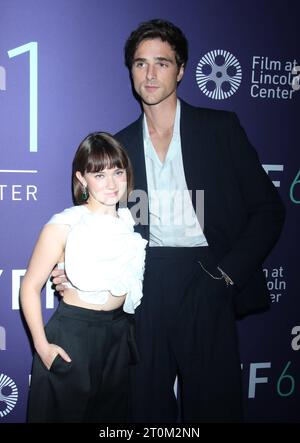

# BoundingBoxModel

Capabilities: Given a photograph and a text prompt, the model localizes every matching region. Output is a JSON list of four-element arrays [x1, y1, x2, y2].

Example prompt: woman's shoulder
[[46, 205, 88, 227], [118, 208, 148, 248], [117, 207, 135, 228]]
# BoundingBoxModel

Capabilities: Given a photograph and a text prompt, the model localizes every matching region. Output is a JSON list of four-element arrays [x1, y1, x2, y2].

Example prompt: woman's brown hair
[[72, 132, 133, 205]]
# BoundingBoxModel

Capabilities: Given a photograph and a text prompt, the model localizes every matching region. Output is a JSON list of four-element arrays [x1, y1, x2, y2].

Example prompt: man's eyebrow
[[133, 57, 147, 63], [154, 56, 174, 63], [132, 56, 174, 63]]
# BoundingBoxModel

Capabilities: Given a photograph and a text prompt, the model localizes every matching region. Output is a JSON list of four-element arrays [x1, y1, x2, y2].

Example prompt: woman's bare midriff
[[63, 288, 126, 311]]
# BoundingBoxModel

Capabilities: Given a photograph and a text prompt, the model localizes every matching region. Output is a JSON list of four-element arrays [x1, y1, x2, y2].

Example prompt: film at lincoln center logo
[[196, 49, 242, 99]]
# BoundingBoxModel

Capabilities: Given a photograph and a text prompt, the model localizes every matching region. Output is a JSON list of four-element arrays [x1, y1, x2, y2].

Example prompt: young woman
[[20, 132, 147, 423]]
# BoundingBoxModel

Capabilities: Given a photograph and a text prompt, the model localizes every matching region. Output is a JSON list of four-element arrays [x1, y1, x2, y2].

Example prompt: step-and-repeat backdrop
[[0, 0, 299, 423]]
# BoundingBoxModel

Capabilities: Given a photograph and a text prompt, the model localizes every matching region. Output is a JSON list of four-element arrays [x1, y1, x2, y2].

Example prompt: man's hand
[[51, 267, 68, 295]]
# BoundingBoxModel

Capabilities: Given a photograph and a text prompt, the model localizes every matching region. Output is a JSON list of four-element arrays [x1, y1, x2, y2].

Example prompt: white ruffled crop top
[[47, 205, 148, 313]]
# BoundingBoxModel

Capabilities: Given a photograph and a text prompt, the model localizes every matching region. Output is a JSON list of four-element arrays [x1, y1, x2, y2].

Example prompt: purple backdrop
[[0, 0, 299, 423]]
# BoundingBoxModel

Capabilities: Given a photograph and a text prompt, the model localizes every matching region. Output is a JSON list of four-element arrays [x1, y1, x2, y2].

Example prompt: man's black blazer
[[116, 99, 285, 318]]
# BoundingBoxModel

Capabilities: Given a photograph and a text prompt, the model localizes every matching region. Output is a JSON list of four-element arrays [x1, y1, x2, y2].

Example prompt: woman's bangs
[[86, 151, 125, 173]]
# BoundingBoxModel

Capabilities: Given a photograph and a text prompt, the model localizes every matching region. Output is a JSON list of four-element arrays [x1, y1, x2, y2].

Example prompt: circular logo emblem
[[0, 373, 18, 418], [196, 49, 242, 99]]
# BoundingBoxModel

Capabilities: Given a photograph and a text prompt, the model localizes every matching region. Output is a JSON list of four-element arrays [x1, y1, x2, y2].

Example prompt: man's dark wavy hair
[[124, 19, 188, 70]]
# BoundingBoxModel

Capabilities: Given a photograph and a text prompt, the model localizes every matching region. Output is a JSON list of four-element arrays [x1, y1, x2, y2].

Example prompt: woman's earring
[[82, 186, 88, 201]]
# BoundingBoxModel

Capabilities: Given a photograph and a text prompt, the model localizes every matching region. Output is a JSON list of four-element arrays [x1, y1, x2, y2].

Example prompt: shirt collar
[[143, 99, 181, 163]]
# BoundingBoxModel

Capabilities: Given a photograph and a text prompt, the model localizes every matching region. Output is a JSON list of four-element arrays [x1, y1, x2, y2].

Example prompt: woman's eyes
[[94, 169, 125, 179]]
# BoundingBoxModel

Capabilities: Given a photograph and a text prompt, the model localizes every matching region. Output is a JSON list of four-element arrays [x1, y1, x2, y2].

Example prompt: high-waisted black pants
[[130, 246, 243, 423], [27, 301, 136, 423]]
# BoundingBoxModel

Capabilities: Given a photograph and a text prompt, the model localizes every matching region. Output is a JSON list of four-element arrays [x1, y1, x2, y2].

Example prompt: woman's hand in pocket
[[36, 342, 71, 370]]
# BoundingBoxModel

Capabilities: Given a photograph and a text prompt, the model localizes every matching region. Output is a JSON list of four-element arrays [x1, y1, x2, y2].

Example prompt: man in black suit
[[115, 19, 285, 423], [53, 19, 284, 422]]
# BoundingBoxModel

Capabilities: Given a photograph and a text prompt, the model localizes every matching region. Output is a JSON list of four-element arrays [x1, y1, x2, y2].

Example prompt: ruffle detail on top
[[64, 207, 147, 313]]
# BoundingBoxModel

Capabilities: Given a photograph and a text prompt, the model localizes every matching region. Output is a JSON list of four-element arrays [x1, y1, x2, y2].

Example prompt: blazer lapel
[[180, 100, 205, 200], [129, 116, 148, 195], [179, 99, 216, 236], [126, 116, 150, 240]]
